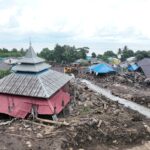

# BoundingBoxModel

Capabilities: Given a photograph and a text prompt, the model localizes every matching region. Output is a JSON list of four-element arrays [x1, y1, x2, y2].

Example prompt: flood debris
[[0, 79, 149, 150], [0, 118, 16, 126], [36, 117, 69, 126], [77, 71, 150, 108], [64, 80, 150, 149]]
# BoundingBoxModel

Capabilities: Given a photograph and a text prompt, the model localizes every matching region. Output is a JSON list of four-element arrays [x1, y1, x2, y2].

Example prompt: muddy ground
[[0, 79, 150, 150]]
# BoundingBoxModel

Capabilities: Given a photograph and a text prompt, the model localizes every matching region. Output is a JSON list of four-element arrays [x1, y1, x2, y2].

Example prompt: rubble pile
[[63, 80, 150, 149], [77, 72, 150, 108], [77, 72, 146, 89], [0, 119, 65, 150], [111, 84, 150, 108]]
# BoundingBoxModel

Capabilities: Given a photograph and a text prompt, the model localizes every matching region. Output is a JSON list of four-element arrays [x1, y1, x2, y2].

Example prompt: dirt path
[[81, 79, 150, 118]]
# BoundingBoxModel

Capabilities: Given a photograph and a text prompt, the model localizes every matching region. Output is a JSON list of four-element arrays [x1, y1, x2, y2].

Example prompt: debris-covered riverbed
[[0, 79, 149, 150]]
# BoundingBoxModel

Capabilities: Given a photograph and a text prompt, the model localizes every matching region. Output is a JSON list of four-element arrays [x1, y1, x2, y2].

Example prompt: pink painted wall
[[0, 88, 70, 118]]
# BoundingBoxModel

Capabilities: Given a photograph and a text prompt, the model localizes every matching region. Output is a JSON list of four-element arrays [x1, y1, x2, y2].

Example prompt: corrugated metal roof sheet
[[137, 58, 150, 78], [0, 70, 72, 98], [15, 44, 49, 72], [25, 45, 37, 58]]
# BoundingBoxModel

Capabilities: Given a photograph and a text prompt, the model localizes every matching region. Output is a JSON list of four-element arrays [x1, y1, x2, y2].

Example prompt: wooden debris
[[0, 118, 16, 126], [103, 103, 107, 110], [97, 120, 103, 128], [6, 133, 33, 139], [23, 119, 52, 128], [36, 117, 69, 126]]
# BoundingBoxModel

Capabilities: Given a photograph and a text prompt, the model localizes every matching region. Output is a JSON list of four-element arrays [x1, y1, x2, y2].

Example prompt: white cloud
[[0, 0, 150, 53]]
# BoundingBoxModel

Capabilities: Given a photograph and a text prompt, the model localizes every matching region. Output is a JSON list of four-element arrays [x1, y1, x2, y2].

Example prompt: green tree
[[121, 46, 134, 61], [103, 50, 117, 58], [135, 50, 150, 61], [53, 44, 65, 63], [62, 45, 77, 63], [91, 52, 96, 58], [20, 48, 26, 56], [0, 48, 24, 57], [12, 48, 18, 52], [39, 48, 54, 61], [118, 48, 122, 55], [77, 47, 89, 59], [97, 54, 103, 59], [2, 48, 8, 52]]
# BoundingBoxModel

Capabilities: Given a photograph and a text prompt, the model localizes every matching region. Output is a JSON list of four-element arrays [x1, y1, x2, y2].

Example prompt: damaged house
[[137, 58, 150, 78], [0, 44, 72, 118]]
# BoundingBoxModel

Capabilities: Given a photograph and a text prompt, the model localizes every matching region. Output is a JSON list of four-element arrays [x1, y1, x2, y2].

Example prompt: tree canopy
[[0, 48, 26, 57], [39, 44, 89, 63], [103, 50, 117, 58], [96, 46, 150, 62], [1, 44, 150, 64], [91, 52, 96, 58], [135, 50, 150, 61], [120, 46, 134, 61]]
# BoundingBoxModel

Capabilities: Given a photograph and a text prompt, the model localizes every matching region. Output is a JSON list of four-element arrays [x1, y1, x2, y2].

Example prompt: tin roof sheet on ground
[[0, 70, 72, 98]]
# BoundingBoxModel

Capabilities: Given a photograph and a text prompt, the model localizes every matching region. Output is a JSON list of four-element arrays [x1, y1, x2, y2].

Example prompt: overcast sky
[[0, 0, 150, 54]]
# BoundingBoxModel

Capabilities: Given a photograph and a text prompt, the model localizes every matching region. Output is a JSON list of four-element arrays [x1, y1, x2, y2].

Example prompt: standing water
[[82, 79, 150, 118]]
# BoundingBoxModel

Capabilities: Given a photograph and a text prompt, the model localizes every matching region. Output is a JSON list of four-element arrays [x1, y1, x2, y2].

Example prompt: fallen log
[[23, 120, 52, 128], [5, 133, 33, 139], [0, 118, 16, 126], [36, 117, 69, 126]]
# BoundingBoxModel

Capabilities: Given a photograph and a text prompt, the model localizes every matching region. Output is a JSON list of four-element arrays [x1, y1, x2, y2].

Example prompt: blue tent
[[128, 64, 139, 71], [89, 64, 99, 70], [89, 63, 115, 74]]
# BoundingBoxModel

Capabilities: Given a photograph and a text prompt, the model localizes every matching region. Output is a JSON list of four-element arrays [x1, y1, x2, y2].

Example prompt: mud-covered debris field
[[0, 79, 150, 150]]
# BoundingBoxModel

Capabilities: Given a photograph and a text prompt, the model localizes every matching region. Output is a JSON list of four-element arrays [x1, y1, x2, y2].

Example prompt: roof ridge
[[37, 75, 49, 98]]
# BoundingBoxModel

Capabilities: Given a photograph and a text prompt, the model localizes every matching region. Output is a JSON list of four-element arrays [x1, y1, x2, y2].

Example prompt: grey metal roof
[[12, 63, 51, 72], [0, 70, 72, 98], [25, 45, 37, 58], [137, 58, 150, 78], [14, 44, 50, 72], [19, 45, 44, 64], [19, 57, 44, 64]]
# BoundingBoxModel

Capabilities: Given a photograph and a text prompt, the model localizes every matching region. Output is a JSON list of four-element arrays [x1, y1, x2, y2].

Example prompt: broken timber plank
[[36, 117, 69, 126]]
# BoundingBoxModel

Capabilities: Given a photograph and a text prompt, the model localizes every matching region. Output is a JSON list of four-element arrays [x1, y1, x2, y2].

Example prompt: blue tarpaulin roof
[[128, 64, 139, 71], [89, 63, 115, 74]]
